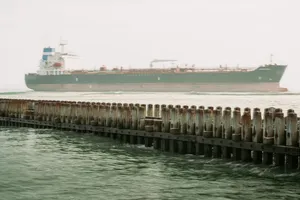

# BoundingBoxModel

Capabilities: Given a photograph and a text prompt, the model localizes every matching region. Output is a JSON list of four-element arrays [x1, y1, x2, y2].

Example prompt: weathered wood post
[[286, 111, 298, 169], [232, 107, 241, 161], [263, 108, 274, 165], [241, 107, 252, 162]]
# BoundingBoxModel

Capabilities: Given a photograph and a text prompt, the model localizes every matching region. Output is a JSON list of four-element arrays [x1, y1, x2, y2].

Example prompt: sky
[[0, 0, 299, 91]]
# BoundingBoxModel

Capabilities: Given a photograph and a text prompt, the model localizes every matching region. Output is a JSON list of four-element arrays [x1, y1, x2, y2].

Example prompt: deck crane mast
[[149, 59, 177, 68]]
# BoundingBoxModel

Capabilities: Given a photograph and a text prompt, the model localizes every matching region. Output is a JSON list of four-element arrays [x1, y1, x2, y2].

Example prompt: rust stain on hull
[[26, 83, 288, 92]]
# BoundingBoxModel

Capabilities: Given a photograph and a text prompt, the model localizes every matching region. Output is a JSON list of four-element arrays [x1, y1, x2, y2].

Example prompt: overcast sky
[[1, 0, 299, 91]]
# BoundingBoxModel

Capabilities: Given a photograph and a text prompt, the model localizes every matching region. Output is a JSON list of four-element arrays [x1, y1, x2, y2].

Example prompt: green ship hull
[[25, 64, 288, 92]]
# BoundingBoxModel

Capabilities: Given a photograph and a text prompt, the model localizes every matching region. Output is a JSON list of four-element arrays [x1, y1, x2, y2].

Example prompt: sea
[[1, 91, 300, 200]]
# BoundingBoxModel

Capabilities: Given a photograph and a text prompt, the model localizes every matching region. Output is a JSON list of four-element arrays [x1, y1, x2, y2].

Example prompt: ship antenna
[[270, 54, 273, 64]]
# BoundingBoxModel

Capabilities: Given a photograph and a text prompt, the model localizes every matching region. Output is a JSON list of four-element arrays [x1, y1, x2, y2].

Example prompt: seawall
[[0, 98, 299, 170]]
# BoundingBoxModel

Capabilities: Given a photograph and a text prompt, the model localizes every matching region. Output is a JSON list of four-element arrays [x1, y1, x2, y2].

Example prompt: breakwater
[[1, 98, 299, 170]]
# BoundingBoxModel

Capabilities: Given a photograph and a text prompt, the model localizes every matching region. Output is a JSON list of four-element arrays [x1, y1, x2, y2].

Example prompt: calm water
[[1, 92, 300, 200]]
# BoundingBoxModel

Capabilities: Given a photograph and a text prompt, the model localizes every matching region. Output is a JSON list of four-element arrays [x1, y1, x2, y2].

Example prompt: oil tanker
[[25, 42, 288, 92]]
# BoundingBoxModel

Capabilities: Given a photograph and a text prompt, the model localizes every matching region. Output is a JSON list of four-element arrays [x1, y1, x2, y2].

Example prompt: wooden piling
[[0, 98, 300, 171]]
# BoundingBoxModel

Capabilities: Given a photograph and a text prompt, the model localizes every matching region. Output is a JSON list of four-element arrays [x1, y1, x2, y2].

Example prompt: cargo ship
[[25, 42, 288, 92]]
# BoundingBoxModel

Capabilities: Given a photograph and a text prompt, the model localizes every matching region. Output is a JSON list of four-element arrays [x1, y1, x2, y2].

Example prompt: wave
[[0, 90, 32, 95]]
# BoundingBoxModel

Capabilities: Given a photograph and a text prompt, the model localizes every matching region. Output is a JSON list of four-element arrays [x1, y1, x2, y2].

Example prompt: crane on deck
[[149, 59, 177, 68]]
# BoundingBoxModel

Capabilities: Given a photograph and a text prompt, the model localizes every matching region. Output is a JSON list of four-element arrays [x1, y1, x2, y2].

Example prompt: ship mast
[[59, 39, 68, 55], [270, 54, 273, 64], [58, 39, 78, 58]]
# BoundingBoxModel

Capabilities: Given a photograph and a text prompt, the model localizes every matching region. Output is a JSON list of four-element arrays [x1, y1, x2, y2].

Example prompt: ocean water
[[1, 91, 300, 200]]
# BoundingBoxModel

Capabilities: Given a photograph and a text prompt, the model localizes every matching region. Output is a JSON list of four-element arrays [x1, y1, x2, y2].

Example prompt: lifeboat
[[53, 62, 62, 67]]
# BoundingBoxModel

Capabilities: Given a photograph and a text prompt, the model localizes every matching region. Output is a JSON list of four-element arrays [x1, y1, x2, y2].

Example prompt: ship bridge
[[37, 40, 77, 76]]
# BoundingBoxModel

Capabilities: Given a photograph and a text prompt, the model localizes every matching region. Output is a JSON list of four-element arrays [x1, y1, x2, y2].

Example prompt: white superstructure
[[37, 41, 76, 75]]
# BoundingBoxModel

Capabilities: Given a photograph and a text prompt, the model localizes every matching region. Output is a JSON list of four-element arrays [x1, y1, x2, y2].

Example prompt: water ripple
[[0, 128, 300, 200]]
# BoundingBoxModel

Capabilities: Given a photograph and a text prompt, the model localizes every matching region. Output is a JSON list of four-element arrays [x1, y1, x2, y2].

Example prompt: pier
[[1, 98, 300, 170]]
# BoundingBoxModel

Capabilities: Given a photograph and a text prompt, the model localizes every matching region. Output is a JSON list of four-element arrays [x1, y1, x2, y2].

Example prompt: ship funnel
[[42, 47, 55, 61]]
